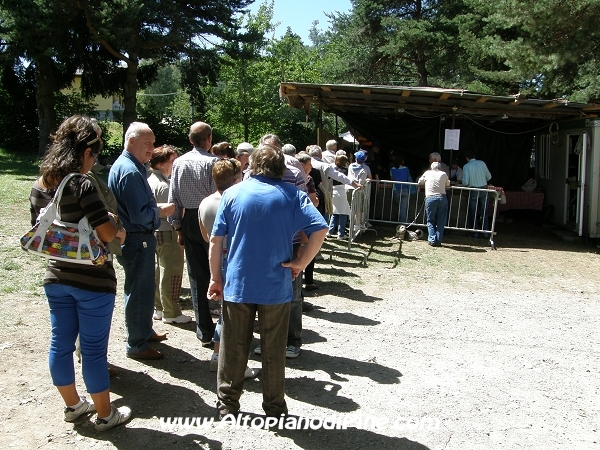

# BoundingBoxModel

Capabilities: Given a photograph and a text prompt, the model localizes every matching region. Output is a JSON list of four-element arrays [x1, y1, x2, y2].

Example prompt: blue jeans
[[45, 283, 114, 394], [117, 232, 157, 355], [392, 188, 410, 223], [425, 196, 448, 245], [467, 189, 490, 232], [328, 214, 348, 237]]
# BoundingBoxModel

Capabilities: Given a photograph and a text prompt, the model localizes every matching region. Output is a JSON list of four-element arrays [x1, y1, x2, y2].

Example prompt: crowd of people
[[30, 115, 493, 429]]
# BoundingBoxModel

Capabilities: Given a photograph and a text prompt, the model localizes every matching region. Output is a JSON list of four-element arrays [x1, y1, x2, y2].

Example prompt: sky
[[248, 0, 353, 44]]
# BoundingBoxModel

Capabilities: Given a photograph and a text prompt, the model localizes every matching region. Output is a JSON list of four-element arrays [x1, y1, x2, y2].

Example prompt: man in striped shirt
[[168, 122, 218, 345]]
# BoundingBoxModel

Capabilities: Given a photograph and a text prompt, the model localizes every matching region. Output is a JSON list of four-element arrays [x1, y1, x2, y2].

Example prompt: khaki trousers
[[154, 230, 184, 318]]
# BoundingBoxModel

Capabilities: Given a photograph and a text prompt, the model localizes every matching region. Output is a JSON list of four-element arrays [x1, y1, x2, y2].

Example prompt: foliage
[[0, 62, 38, 151], [71, 0, 255, 135]]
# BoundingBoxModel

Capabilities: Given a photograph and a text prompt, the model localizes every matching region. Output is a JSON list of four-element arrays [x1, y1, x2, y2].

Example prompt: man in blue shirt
[[462, 151, 492, 237], [208, 142, 328, 419], [109, 122, 174, 359]]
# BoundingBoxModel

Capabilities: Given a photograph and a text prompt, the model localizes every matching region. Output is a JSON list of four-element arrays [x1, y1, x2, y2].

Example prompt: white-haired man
[[322, 139, 338, 164], [109, 122, 175, 359], [429, 152, 450, 177], [309, 145, 361, 222]]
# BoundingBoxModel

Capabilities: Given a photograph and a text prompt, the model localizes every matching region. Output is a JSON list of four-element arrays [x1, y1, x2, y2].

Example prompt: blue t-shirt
[[212, 176, 327, 304], [390, 167, 414, 191]]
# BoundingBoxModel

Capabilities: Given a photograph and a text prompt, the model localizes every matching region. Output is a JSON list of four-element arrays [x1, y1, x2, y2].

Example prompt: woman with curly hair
[[29, 115, 130, 431]]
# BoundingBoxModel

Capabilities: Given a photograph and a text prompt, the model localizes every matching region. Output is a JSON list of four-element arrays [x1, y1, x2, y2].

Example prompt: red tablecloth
[[498, 191, 544, 212]]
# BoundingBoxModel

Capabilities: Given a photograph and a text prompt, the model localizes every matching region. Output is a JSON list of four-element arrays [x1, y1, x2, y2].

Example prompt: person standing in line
[[208, 143, 328, 419], [418, 162, 450, 247], [322, 139, 338, 164], [428, 152, 450, 177], [109, 122, 175, 360], [30, 115, 130, 430], [168, 122, 218, 346], [147, 145, 192, 325], [329, 154, 351, 239], [462, 151, 492, 237], [235, 142, 253, 172], [390, 154, 413, 223]]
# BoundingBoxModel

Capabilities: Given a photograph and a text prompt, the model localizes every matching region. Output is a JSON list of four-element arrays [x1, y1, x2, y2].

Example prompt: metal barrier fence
[[329, 183, 376, 264], [369, 180, 499, 249], [328, 180, 499, 264]]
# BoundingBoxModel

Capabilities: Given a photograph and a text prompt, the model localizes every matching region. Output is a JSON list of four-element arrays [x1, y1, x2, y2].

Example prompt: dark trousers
[[288, 244, 303, 348], [304, 258, 315, 285], [182, 209, 215, 342], [217, 301, 290, 416]]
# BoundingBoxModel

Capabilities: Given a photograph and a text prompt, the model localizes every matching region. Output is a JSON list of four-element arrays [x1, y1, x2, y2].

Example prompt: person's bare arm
[[199, 220, 209, 243], [207, 234, 225, 301]]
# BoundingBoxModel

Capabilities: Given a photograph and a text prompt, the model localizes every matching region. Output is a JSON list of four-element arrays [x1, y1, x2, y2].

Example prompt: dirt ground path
[[1, 221, 598, 450]]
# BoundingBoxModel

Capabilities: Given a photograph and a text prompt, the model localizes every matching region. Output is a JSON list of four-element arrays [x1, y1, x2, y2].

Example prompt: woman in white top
[[418, 162, 450, 247]]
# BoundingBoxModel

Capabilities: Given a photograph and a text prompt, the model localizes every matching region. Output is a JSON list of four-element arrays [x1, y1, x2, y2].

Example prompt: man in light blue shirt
[[462, 152, 492, 236]]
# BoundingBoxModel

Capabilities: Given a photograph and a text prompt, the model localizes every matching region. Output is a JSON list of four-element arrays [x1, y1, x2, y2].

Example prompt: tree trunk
[[35, 55, 57, 156], [415, 44, 429, 87], [121, 56, 139, 143]]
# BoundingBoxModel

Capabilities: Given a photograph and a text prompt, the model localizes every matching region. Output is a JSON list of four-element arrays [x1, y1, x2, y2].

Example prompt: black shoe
[[302, 301, 315, 312]]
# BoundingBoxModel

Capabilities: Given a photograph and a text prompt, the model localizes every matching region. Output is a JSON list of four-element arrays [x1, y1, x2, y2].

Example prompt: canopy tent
[[280, 82, 600, 190]]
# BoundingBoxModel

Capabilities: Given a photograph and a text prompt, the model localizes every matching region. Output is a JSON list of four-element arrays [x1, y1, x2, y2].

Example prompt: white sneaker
[[64, 397, 96, 422], [162, 314, 193, 324], [210, 353, 219, 372], [153, 310, 163, 321], [244, 367, 260, 379], [95, 404, 132, 431]]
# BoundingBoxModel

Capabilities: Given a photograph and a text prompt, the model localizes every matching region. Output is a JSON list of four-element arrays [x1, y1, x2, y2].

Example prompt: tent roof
[[280, 82, 600, 123]]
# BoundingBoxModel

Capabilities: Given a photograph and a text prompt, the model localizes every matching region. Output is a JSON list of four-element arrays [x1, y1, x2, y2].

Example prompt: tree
[[317, 0, 468, 87], [72, 0, 254, 140], [0, 0, 92, 154], [468, 0, 600, 101]]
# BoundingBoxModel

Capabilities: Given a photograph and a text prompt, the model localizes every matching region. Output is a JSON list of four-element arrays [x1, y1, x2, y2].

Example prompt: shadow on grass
[[0, 151, 39, 176]]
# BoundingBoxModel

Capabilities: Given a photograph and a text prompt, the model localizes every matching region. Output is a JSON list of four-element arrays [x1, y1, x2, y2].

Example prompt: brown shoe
[[127, 347, 164, 360], [148, 332, 168, 342]]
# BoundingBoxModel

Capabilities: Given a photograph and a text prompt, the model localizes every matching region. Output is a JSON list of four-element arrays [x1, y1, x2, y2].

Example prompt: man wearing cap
[[349, 150, 372, 184]]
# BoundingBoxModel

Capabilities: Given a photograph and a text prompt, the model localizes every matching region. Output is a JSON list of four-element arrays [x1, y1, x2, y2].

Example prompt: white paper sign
[[444, 129, 460, 150]]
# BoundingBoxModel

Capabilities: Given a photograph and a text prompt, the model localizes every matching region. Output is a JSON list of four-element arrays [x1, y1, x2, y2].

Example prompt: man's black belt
[[129, 229, 154, 234]]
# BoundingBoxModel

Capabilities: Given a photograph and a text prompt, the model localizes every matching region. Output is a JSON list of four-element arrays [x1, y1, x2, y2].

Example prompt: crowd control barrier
[[369, 180, 499, 250], [329, 183, 376, 264]]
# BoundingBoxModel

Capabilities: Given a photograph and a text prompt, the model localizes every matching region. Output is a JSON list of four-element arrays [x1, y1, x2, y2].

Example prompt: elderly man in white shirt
[[418, 162, 450, 247], [322, 139, 338, 164], [308, 145, 361, 222]]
